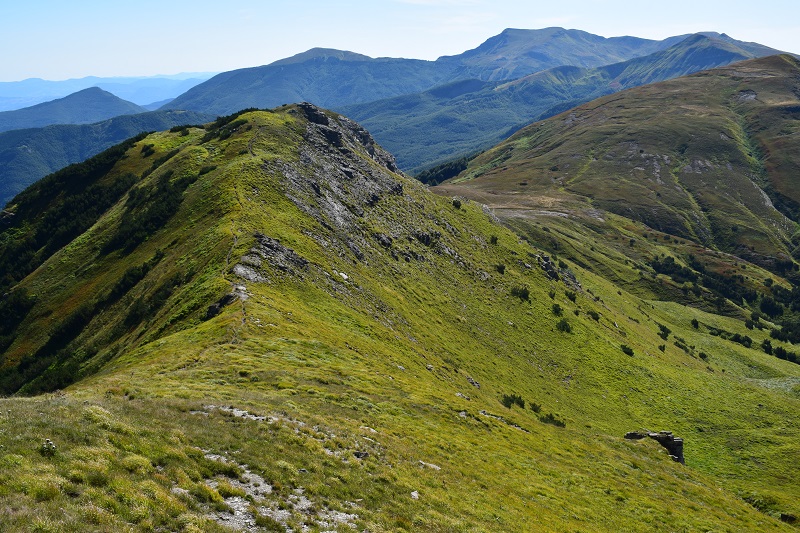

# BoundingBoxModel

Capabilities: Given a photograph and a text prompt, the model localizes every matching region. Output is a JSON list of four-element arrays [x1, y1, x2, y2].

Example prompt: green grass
[[439, 55, 800, 272], [1, 105, 799, 531]]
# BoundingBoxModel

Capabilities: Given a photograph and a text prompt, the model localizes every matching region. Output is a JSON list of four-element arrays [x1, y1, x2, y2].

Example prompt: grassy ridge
[[0, 106, 798, 530]]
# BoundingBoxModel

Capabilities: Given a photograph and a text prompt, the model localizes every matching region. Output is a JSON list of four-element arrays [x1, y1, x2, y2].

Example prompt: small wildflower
[[40, 438, 57, 457]]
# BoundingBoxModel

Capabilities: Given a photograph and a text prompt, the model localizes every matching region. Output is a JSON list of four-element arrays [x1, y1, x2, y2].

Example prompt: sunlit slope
[[0, 105, 798, 531], [442, 54, 800, 272]]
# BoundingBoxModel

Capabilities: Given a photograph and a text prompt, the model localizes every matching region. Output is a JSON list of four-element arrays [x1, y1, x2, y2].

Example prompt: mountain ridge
[[341, 34, 768, 172], [0, 104, 799, 530], [0, 74, 216, 111]]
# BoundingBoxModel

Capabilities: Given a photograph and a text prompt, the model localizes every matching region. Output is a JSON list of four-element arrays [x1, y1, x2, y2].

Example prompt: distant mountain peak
[[270, 48, 374, 66], [0, 87, 145, 134]]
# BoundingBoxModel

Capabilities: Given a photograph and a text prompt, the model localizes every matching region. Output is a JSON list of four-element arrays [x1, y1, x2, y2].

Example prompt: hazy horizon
[[1, 0, 797, 82]]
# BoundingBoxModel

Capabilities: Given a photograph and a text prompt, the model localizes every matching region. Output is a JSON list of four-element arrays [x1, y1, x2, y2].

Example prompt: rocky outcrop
[[205, 285, 248, 320], [233, 234, 309, 283], [625, 431, 685, 464]]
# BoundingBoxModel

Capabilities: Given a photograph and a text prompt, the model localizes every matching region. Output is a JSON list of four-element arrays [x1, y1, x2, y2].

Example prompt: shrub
[[501, 393, 525, 409], [452, 198, 462, 209], [530, 402, 541, 413], [658, 344, 666, 352], [691, 318, 699, 329], [539, 413, 566, 427], [511, 286, 530, 301], [587, 310, 600, 321], [621, 344, 634, 356], [565, 290, 577, 302], [760, 296, 783, 318], [495, 264, 506, 274], [489, 235, 498, 245], [552, 303, 563, 316], [657, 323, 671, 340], [254, 511, 285, 531], [556, 318, 571, 333]]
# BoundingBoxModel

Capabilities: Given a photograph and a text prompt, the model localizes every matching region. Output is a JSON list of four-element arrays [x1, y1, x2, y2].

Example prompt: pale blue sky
[[1, 0, 797, 81]]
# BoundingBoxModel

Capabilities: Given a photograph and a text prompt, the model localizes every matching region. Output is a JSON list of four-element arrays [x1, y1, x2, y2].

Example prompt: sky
[[1, 0, 798, 82]]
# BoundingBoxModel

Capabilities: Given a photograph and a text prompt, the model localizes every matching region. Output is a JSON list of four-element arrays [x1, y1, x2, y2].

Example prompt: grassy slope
[[439, 55, 800, 271], [0, 108, 799, 531]]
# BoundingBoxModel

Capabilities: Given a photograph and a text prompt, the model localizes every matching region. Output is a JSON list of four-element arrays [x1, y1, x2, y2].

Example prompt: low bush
[[510, 286, 530, 301], [539, 412, 566, 427], [501, 393, 525, 409], [621, 344, 634, 356]]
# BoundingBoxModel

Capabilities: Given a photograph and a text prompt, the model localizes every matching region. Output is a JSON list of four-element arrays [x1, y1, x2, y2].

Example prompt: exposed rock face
[[625, 431, 685, 464], [262, 103, 405, 267], [233, 234, 309, 284], [537, 254, 560, 280], [204, 285, 248, 320]]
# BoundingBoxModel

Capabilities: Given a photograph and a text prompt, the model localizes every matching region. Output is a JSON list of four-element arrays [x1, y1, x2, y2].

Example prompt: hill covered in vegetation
[[0, 88, 145, 133], [439, 54, 800, 271], [0, 103, 798, 531], [0, 109, 213, 207]]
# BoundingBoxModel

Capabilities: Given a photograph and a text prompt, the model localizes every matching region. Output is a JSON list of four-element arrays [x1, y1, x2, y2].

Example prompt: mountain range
[[0, 29, 789, 206], [0, 73, 216, 111], [163, 28, 785, 117], [1, 27, 800, 532], [341, 33, 769, 172]]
